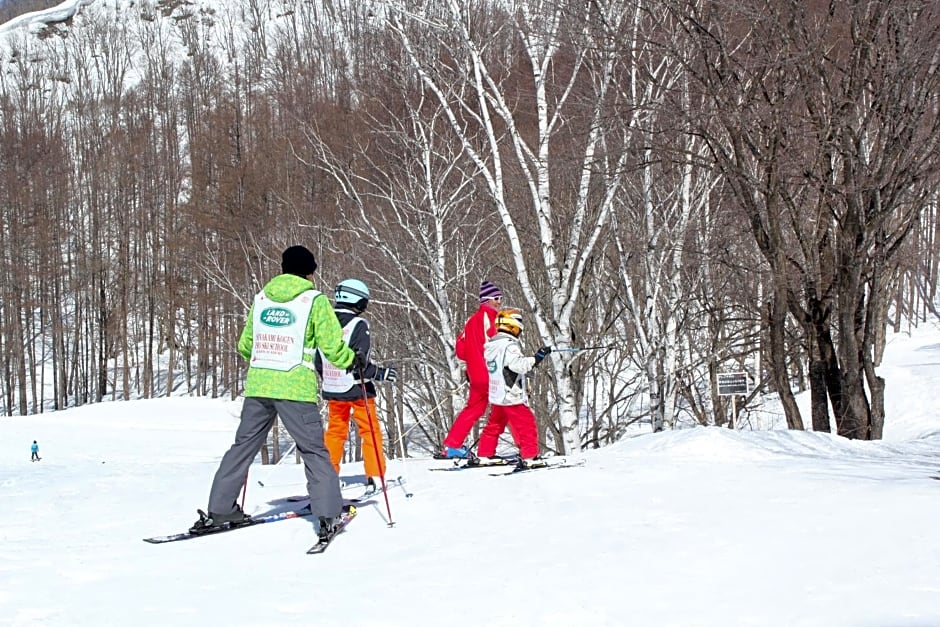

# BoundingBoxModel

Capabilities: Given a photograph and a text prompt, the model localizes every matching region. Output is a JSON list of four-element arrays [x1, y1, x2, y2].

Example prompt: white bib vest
[[486, 336, 527, 405], [249, 289, 320, 371], [320, 317, 364, 393]]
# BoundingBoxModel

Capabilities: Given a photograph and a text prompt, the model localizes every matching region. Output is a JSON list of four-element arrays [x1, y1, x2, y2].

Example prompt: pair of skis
[[430, 456, 585, 475], [144, 504, 358, 554]]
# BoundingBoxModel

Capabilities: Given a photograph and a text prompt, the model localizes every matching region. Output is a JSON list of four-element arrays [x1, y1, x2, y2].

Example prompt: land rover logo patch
[[260, 307, 295, 327]]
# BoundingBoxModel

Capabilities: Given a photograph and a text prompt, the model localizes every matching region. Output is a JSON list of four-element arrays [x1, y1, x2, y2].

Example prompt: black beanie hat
[[281, 245, 318, 277]]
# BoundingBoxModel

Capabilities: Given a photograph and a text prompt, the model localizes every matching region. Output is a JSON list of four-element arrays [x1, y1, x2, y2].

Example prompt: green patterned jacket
[[238, 274, 354, 401]]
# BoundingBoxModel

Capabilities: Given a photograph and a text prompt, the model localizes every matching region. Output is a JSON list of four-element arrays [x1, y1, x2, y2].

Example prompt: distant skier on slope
[[31, 440, 40, 461], [478, 309, 551, 468]]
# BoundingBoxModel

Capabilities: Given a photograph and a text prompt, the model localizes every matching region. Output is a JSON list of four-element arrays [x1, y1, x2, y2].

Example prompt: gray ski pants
[[207, 397, 342, 518]]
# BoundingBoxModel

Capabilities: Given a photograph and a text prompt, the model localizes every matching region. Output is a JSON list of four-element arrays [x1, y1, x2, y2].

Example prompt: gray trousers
[[207, 397, 343, 519]]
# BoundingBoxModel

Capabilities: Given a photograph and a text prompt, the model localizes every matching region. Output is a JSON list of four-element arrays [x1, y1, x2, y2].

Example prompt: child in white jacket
[[478, 309, 551, 464]]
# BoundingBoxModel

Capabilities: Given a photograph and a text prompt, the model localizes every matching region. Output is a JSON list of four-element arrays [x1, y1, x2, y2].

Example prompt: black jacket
[[314, 306, 384, 400]]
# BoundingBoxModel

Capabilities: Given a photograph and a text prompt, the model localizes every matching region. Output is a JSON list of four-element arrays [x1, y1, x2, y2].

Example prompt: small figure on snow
[[439, 280, 502, 459], [316, 279, 397, 494], [31, 440, 40, 462], [190, 245, 357, 542], [478, 309, 551, 467]]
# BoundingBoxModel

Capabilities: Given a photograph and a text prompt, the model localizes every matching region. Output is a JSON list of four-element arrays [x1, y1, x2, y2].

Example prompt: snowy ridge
[[0, 0, 86, 35]]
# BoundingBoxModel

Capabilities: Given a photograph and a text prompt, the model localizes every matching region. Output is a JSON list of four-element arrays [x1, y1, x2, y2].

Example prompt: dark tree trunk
[[815, 322, 846, 430], [809, 360, 830, 432], [867, 372, 886, 440], [768, 288, 804, 430]]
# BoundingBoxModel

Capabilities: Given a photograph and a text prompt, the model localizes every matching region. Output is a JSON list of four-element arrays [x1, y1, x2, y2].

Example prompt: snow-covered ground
[[2, 325, 940, 626]]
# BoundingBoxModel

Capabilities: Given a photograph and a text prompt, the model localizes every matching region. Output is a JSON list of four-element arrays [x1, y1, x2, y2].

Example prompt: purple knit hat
[[479, 280, 503, 303]]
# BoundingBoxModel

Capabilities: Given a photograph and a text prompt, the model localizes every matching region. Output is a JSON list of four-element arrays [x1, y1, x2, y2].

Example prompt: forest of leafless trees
[[1, 0, 939, 455]]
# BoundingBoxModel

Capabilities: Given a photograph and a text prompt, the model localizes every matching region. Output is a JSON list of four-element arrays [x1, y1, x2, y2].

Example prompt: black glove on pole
[[533, 345, 552, 366], [350, 349, 369, 373]]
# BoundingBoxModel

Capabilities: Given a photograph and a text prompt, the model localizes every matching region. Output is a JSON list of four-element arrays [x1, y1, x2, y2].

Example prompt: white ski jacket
[[485, 332, 536, 406]]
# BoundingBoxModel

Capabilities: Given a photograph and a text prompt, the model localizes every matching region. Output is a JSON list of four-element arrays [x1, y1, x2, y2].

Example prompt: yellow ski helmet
[[495, 309, 524, 337]]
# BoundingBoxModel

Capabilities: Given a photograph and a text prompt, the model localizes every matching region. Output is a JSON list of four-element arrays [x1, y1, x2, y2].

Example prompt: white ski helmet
[[335, 279, 370, 311]]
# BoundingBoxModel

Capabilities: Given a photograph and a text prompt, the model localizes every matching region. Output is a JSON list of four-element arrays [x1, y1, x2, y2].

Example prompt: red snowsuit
[[443, 303, 499, 449]]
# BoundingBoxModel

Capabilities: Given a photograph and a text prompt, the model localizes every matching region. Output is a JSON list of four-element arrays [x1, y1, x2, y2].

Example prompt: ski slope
[[2, 326, 940, 626]]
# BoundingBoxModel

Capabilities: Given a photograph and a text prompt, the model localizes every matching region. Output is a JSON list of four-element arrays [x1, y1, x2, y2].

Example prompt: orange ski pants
[[324, 398, 386, 478]]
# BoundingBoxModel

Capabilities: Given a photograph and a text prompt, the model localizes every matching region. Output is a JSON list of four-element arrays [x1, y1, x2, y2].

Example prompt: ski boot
[[189, 505, 252, 535], [316, 506, 352, 541], [434, 445, 474, 460], [515, 456, 544, 471]]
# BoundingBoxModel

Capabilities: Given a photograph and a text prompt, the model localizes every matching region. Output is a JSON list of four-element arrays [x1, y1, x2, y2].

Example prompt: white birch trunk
[[388, 0, 632, 452], [614, 59, 718, 431]]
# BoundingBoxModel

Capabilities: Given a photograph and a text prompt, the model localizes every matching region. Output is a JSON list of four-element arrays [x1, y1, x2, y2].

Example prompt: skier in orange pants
[[315, 279, 397, 492], [324, 398, 385, 478]]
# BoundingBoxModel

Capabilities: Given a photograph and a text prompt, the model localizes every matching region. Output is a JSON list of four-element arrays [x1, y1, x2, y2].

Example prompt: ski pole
[[389, 379, 468, 450], [390, 384, 415, 498], [240, 437, 271, 508], [359, 368, 395, 527], [239, 468, 249, 510], [256, 478, 305, 489], [396, 426, 414, 498], [551, 344, 615, 353]]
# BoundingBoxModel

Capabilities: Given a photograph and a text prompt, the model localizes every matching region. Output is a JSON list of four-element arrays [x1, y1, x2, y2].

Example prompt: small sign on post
[[717, 372, 748, 396], [717, 372, 749, 428]]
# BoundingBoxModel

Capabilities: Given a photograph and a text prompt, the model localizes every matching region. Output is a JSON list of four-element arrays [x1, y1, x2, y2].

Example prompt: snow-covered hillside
[[2, 325, 940, 626], [0, 0, 85, 35]]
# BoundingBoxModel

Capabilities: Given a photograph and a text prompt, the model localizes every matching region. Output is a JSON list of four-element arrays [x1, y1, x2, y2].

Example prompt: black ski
[[307, 506, 357, 554], [489, 457, 586, 476], [143, 505, 313, 544], [285, 476, 406, 503], [429, 456, 520, 472], [347, 476, 407, 502]]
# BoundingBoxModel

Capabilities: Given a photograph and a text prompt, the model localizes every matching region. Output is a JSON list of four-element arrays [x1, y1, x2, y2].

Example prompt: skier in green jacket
[[191, 245, 363, 542]]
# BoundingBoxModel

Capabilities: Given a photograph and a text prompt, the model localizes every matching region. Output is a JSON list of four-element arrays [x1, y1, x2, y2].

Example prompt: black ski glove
[[347, 349, 368, 373], [376, 366, 398, 383], [533, 346, 552, 366]]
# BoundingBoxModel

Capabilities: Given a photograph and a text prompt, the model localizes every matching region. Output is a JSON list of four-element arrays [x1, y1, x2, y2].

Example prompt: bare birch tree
[[385, 0, 640, 453], [297, 81, 499, 451], [601, 1, 728, 432]]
